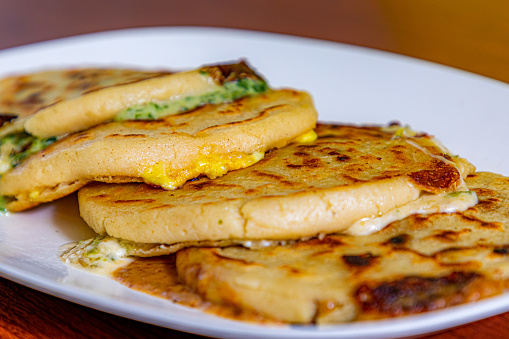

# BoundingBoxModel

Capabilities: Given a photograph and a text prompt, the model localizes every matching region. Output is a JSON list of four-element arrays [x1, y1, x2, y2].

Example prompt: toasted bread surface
[[176, 172, 508, 324], [0, 68, 170, 137], [76, 123, 473, 243], [0, 62, 265, 138], [2, 89, 316, 211]]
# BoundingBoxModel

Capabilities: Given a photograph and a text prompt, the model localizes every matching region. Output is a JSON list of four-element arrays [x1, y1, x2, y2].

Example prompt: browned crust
[[0, 113, 17, 126], [408, 160, 461, 193], [201, 60, 266, 85], [0, 69, 171, 119], [354, 272, 502, 319]]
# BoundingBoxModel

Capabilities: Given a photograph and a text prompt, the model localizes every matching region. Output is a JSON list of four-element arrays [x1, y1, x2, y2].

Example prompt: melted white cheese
[[344, 135, 477, 236], [62, 192, 478, 265], [345, 190, 478, 236], [61, 236, 133, 275]]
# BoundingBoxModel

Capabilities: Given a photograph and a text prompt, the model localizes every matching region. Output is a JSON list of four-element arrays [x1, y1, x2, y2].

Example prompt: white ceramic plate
[[1, 27, 509, 339]]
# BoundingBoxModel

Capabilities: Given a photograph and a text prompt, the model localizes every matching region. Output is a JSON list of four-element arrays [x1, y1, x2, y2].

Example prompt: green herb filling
[[114, 77, 268, 121], [0, 132, 57, 175]]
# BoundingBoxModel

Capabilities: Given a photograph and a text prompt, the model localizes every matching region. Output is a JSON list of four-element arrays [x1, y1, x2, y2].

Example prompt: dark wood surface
[[2, 1, 509, 338]]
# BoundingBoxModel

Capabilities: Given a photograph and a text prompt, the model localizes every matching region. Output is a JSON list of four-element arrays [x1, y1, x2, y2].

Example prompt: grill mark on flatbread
[[342, 163, 370, 174], [212, 251, 265, 267], [472, 187, 498, 196], [342, 253, 380, 268], [294, 236, 347, 249], [217, 101, 247, 115], [384, 234, 411, 246], [251, 170, 284, 181], [89, 194, 109, 200], [280, 265, 304, 276], [284, 155, 324, 169], [104, 133, 148, 138], [384, 243, 488, 270], [426, 229, 473, 242], [63, 132, 95, 146], [418, 213, 505, 231], [20, 92, 45, 106], [113, 199, 157, 204], [341, 175, 369, 184], [202, 197, 240, 206], [336, 154, 351, 162], [80, 73, 170, 95], [463, 218, 503, 230], [493, 246, 509, 254], [218, 107, 243, 115], [187, 181, 244, 191], [296, 144, 318, 149], [196, 106, 277, 134], [354, 272, 496, 317], [392, 247, 481, 269], [249, 170, 301, 187], [436, 245, 495, 256], [148, 204, 177, 210], [118, 120, 174, 129], [476, 197, 502, 207]]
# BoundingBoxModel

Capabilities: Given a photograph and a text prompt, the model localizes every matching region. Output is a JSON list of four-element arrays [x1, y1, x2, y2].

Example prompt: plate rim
[[1, 26, 508, 339]]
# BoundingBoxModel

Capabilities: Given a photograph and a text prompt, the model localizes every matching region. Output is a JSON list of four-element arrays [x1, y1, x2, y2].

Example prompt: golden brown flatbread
[[1, 89, 316, 211], [176, 172, 509, 324], [0, 68, 169, 121], [76, 123, 474, 245], [0, 61, 266, 138]]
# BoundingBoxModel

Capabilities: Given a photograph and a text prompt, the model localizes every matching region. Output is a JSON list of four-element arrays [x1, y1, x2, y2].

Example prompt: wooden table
[[1, 1, 509, 338]]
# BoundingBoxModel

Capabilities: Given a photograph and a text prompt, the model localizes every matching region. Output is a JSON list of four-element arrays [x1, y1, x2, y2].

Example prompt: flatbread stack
[[3, 60, 509, 326], [176, 171, 509, 323], [0, 61, 267, 138], [0, 62, 317, 211], [76, 123, 475, 247]]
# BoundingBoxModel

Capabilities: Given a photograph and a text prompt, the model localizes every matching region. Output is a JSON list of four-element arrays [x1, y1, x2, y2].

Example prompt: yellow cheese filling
[[140, 151, 265, 190], [140, 130, 316, 190], [292, 129, 317, 143], [29, 190, 40, 199]]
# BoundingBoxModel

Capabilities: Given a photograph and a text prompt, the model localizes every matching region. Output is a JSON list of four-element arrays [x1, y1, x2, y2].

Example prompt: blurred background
[[1, 1, 509, 338], [1, 0, 509, 83]]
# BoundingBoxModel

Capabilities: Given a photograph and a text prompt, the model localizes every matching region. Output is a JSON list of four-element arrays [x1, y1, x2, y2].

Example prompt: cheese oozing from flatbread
[[0, 62, 268, 177], [60, 237, 134, 275], [346, 190, 477, 235], [140, 151, 266, 190], [139, 131, 317, 190], [62, 187, 477, 272]]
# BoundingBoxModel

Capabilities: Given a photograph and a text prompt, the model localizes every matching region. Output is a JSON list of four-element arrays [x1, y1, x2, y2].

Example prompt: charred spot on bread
[[354, 271, 496, 317]]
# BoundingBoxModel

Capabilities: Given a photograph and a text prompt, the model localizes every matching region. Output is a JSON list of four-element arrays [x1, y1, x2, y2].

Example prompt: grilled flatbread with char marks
[[0, 61, 266, 138], [0, 89, 316, 211], [0, 62, 269, 190], [0, 68, 170, 122], [76, 123, 474, 246], [176, 172, 509, 324]]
